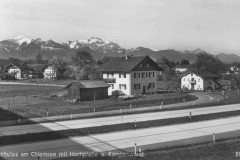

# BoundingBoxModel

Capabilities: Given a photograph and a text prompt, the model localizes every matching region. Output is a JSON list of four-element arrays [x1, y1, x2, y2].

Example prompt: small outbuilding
[[65, 80, 109, 101]]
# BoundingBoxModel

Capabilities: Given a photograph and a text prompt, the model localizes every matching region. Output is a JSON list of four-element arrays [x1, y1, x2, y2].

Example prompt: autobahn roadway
[[1, 116, 240, 160], [0, 92, 228, 136]]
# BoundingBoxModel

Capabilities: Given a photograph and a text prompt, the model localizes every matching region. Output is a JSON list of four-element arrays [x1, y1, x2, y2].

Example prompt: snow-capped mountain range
[[0, 35, 123, 53], [0, 35, 240, 63]]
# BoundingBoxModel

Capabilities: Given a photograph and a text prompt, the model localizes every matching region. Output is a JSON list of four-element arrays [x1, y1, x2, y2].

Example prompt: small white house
[[175, 65, 189, 75], [4, 63, 22, 79], [99, 56, 163, 96], [43, 65, 56, 79], [181, 71, 219, 90]]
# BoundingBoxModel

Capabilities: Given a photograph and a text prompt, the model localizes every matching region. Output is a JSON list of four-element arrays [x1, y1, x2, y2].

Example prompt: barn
[[65, 81, 109, 101]]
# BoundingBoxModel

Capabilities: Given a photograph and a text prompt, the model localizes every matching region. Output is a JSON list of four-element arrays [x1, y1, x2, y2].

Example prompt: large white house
[[181, 71, 219, 90], [99, 56, 163, 96]]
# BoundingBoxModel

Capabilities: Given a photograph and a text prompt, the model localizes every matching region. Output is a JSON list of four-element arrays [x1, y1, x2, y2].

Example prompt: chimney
[[122, 49, 128, 59]]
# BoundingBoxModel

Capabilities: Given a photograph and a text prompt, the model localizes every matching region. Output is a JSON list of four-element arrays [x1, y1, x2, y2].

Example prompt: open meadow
[[0, 84, 195, 119]]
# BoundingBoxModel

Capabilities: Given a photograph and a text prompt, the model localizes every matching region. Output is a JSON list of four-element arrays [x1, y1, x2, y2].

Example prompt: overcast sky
[[0, 0, 240, 54]]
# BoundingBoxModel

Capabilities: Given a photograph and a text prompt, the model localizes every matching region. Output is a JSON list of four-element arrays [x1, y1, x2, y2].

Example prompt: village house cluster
[[1, 55, 238, 101], [2, 62, 57, 80]]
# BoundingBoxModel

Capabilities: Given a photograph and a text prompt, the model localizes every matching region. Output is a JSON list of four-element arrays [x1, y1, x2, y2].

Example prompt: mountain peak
[[194, 48, 207, 54], [88, 37, 104, 43], [14, 35, 32, 45]]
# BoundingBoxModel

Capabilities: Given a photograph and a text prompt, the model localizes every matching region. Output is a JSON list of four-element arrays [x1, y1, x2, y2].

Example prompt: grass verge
[[53, 138, 240, 160]]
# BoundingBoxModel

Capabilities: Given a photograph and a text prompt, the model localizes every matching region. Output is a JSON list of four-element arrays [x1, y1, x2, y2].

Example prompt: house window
[[153, 72, 155, 77], [134, 73, 137, 78], [134, 84, 140, 90], [119, 73, 121, 78], [149, 72, 151, 77], [119, 84, 127, 90], [146, 72, 148, 77], [148, 83, 155, 89], [107, 73, 109, 78], [138, 73, 140, 78], [111, 84, 114, 89], [191, 73, 193, 76], [142, 72, 145, 78], [111, 73, 114, 77], [124, 73, 126, 78]]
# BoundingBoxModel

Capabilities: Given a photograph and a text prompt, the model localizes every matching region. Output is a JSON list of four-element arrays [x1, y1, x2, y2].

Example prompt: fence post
[[213, 133, 216, 143], [189, 112, 192, 118], [134, 143, 137, 155], [71, 114, 73, 119], [135, 119, 137, 127]]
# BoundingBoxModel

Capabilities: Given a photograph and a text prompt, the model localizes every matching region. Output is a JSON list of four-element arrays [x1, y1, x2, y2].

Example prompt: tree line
[[1, 50, 239, 80]]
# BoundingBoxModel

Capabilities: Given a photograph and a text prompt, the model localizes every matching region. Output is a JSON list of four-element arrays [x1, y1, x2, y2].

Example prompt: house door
[[143, 86, 146, 94], [191, 84, 194, 90]]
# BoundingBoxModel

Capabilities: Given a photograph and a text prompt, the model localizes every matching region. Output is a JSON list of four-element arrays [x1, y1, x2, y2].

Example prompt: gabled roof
[[175, 65, 190, 68], [4, 63, 22, 70], [65, 80, 109, 89], [98, 56, 162, 72], [157, 61, 173, 69], [27, 64, 46, 71], [181, 71, 219, 78]]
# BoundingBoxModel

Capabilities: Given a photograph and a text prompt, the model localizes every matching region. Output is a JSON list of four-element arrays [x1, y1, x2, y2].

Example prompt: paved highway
[[1, 116, 240, 160], [0, 101, 239, 137]]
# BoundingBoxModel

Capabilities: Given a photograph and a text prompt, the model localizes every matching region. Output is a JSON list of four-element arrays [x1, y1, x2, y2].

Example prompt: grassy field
[[0, 84, 196, 119], [0, 84, 64, 98], [52, 138, 240, 160]]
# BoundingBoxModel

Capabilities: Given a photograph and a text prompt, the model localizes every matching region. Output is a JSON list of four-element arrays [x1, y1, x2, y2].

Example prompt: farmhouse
[[43, 65, 57, 79], [98, 55, 163, 96], [230, 65, 240, 74], [65, 80, 109, 101], [27, 64, 46, 79], [174, 65, 190, 75], [4, 63, 23, 79], [181, 71, 219, 90]]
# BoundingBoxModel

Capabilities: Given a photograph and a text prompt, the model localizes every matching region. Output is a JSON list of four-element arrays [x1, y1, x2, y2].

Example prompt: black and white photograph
[[0, 0, 240, 160]]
